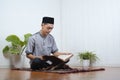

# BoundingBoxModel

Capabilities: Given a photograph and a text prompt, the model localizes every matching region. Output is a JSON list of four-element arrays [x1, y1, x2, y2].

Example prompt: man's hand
[[36, 56, 44, 60], [64, 53, 72, 55], [27, 54, 44, 60], [53, 52, 73, 57]]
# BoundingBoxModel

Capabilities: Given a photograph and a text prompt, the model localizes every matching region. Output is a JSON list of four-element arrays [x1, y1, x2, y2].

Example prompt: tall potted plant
[[78, 51, 99, 70], [2, 33, 32, 68]]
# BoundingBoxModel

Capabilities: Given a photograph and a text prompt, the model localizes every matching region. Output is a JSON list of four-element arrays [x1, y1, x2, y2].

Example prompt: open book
[[58, 54, 73, 62], [43, 54, 73, 70], [43, 54, 73, 64]]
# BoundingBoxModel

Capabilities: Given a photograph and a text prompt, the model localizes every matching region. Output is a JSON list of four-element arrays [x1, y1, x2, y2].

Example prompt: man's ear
[[41, 23, 44, 26]]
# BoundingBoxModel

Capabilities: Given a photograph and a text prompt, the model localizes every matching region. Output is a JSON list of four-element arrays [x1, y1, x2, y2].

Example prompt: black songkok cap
[[42, 17, 54, 24]]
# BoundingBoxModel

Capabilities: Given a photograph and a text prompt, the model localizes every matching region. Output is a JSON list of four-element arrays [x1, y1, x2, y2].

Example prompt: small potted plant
[[2, 33, 32, 68], [78, 51, 99, 70]]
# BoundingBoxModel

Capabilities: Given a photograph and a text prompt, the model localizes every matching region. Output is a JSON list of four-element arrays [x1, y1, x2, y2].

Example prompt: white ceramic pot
[[82, 60, 90, 70], [10, 54, 25, 68]]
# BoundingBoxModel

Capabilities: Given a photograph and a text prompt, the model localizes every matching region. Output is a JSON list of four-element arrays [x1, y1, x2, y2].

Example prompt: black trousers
[[30, 58, 50, 70]]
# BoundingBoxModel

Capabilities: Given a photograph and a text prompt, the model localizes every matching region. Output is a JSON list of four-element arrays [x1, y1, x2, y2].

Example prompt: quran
[[43, 54, 73, 64], [58, 54, 73, 62], [43, 54, 73, 70]]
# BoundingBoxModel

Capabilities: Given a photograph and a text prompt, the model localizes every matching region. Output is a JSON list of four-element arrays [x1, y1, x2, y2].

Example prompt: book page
[[58, 54, 73, 61]]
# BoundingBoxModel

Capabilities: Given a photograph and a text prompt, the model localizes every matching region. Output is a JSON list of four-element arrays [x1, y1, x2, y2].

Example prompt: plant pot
[[82, 60, 90, 70], [10, 54, 25, 69]]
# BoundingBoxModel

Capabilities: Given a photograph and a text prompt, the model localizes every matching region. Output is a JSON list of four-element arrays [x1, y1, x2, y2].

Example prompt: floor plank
[[0, 67, 120, 80]]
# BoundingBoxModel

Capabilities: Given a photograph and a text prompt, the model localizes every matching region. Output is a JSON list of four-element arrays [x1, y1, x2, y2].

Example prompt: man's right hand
[[27, 54, 44, 60]]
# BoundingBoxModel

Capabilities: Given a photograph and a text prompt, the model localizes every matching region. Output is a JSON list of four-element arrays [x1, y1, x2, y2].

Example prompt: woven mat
[[12, 67, 105, 74]]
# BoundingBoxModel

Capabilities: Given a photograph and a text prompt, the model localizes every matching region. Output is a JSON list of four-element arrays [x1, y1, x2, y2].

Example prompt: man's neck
[[40, 30, 47, 38]]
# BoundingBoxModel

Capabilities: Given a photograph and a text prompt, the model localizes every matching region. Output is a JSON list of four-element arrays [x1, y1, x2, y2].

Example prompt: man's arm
[[53, 52, 73, 57], [26, 54, 43, 60]]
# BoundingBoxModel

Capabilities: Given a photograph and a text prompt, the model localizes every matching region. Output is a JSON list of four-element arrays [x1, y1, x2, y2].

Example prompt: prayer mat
[[12, 67, 105, 74]]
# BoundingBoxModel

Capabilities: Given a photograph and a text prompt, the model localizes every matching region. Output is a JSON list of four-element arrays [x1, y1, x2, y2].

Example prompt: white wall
[[0, 0, 61, 68], [1, 0, 120, 68], [61, 0, 120, 67]]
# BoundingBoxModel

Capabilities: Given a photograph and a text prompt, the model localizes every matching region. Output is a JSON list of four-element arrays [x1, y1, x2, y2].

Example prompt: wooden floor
[[0, 67, 120, 80]]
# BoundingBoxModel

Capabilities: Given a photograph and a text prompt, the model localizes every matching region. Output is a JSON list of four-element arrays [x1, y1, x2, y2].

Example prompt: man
[[25, 17, 72, 70]]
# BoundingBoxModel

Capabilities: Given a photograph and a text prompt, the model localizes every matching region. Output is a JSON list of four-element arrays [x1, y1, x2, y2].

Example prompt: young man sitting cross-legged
[[25, 17, 73, 70]]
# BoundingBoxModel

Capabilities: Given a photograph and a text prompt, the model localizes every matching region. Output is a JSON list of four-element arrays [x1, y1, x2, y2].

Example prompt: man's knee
[[32, 58, 41, 63], [31, 58, 49, 70], [31, 58, 43, 70]]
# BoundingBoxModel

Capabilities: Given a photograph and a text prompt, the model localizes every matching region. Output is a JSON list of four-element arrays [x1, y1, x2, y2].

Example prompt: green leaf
[[2, 33, 32, 55], [24, 33, 32, 46], [9, 46, 22, 55], [78, 51, 99, 63], [3, 46, 9, 54], [6, 35, 22, 46]]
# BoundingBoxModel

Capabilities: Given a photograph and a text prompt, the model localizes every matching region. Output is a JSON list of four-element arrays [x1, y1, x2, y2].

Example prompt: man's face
[[41, 23, 54, 36]]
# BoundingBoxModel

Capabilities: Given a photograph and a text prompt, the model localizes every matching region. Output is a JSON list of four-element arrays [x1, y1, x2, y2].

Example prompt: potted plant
[[2, 33, 32, 68], [78, 51, 99, 70]]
